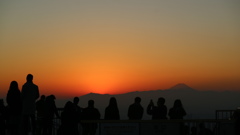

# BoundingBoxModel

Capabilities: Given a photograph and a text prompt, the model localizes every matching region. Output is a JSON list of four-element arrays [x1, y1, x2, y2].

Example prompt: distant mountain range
[[56, 83, 240, 119]]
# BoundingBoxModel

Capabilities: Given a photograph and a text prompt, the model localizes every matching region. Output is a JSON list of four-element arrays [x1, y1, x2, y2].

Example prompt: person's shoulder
[[22, 82, 28, 87], [129, 103, 135, 107], [94, 107, 99, 111], [32, 83, 38, 87]]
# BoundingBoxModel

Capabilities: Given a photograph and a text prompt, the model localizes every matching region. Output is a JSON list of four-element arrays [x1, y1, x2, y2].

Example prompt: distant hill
[[56, 83, 240, 120]]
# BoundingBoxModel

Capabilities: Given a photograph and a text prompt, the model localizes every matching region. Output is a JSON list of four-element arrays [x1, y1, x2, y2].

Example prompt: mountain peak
[[169, 83, 194, 91]]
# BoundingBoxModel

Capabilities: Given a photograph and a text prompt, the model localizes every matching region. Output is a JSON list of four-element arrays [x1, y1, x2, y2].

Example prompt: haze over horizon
[[1, 1, 240, 98]]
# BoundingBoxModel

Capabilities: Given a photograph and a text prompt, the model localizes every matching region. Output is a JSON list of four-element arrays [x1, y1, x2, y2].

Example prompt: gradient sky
[[1, 0, 240, 98]]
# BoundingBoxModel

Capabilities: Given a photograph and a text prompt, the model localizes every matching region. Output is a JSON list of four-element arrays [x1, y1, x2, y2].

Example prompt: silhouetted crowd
[[0, 74, 239, 135]]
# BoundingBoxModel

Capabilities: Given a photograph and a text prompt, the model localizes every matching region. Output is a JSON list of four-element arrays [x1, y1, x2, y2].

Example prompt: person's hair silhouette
[[59, 101, 79, 135], [168, 99, 187, 135], [104, 97, 120, 120], [168, 99, 186, 119], [6, 81, 22, 135]]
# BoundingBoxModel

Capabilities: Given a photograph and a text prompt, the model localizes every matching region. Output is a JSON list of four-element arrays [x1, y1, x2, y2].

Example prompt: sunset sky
[[1, 1, 240, 98]]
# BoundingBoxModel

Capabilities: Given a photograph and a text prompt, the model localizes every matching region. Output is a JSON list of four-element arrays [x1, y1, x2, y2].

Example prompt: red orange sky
[[0, 1, 240, 98]]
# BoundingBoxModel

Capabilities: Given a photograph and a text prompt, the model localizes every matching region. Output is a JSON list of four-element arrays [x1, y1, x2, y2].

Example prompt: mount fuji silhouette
[[57, 83, 240, 119]]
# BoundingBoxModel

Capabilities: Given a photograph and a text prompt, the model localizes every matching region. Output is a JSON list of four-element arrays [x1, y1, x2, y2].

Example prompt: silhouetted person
[[36, 95, 45, 135], [168, 99, 186, 119], [6, 81, 22, 135], [104, 97, 120, 120], [21, 74, 39, 135], [81, 100, 100, 135], [128, 97, 144, 120], [0, 99, 6, 135], [73, 97, 83, 121], [232, 107, 240, 135], [58, 101, 78, 135], [169, 99, 186, 135], [147, 97, 167, 120], [73, 97, 83, 134], [43, 95, 60, 135]]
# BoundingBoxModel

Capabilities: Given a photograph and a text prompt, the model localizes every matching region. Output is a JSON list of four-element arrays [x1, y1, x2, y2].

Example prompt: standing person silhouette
[[104, 97, 120, 120], [128, 97, 144, 120], [0, 99, 6, 135], [147, 97, 167, 120], [168, 99, 186, 135], [36, 95, 45, 135], [73, 97, 83, 120], [72, 97, 83, 134], [168, 99, 186, 119], [43, 95, 60, 135], [59, 101, 78, 135], [81, 100, 100, 135], [21, 74, 39, 135], [6, 81, 22, 135]]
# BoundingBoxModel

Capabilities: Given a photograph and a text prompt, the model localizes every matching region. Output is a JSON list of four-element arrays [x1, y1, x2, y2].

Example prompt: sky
[[1, 0, 240, 98]]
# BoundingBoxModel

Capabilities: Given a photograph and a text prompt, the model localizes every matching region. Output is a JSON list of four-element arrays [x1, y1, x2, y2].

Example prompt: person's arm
[[168, 108, 173, 119], [163, 106, 167, 118], [181, 107, 187, 117], [104, 108, 107, 120], [116, 108, 120, 120], [127, 105, 132, 119], [97, 109, 101, 119], [147, 100, 154, 115], [35, 86, 40, 100], [21, 85, 26, 100], [140, 106, 144, 119]]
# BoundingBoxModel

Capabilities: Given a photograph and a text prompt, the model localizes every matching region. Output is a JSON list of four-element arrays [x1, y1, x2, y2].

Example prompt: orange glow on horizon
[[0, 1, 239, 99]]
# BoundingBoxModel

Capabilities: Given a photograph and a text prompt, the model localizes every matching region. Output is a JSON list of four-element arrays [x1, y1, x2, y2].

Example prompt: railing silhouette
[[47, 109, 236, 135], [215, 110, 235, 120]]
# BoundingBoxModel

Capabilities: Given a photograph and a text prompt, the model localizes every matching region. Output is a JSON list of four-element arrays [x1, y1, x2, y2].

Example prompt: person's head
[[173, 99, 182, 108], [40, 95, 45, 100], [109, 97, 117, 107], [9, 81, 19, 91], [45, 95, 56, 103], [88, 100, 94, 108], [134, 97, 141, 104], [157, 97, 165, 106], [73, 97, 79, 105], [50, 95, 56, 100], [64, 101, 74, 112], [26, 74, 33, 82]]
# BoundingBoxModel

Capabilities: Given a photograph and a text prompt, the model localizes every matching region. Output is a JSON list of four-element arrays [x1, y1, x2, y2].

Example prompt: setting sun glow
[[0, 1, 240, 98]]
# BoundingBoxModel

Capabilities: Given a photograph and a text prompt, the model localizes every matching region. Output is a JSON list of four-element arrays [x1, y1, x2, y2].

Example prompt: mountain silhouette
[[56, 83, 240, 120], [168, 83, 195, 91]]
